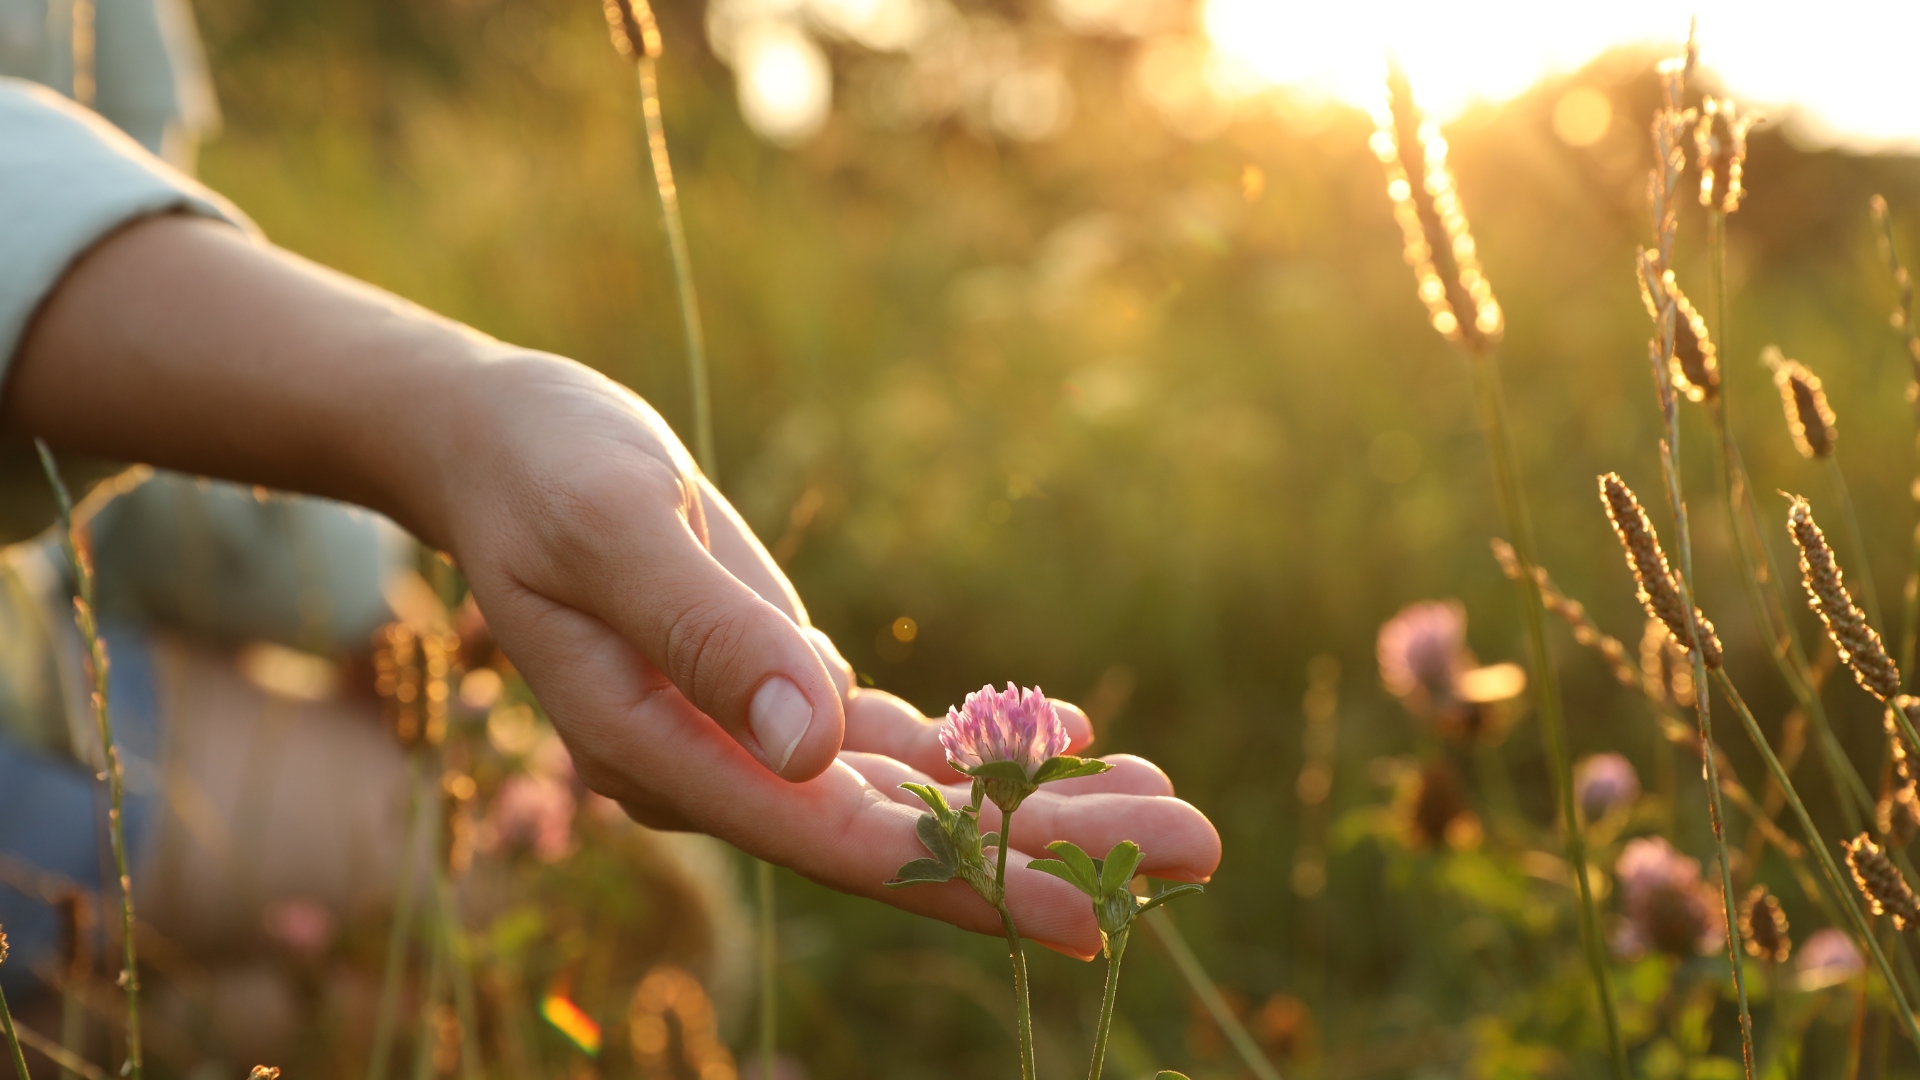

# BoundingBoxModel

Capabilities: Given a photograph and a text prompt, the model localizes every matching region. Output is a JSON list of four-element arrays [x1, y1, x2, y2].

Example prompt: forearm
[[3, 213, 488, 546]]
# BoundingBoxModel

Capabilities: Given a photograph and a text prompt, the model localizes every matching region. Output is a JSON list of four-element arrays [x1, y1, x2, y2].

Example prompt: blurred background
[[148, 0, 1920, 1074]]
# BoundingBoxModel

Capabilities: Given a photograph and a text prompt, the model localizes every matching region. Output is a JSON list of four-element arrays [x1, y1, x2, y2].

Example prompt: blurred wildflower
[[1395, 760, 1478, 851], [1787, 497, 1899, 699], [1695, 97, 1756, 214], [1843, 833, 1920, 928], [1599, 473, 1722, 666], [1739, 885, 1790, 962], [542, 989, 603, 1056], [1376, 600, 1523, 742], [1573, 753, 1639, 823], [1373, 67, 1502, 350], [247, 1069, 281, 1080], [1796, 928, 1864, 991], [1764, 349, 1837, 458], [1612, 837, 1725, 958], [262, 898, 335, 958], [484, 773, 578, 864]]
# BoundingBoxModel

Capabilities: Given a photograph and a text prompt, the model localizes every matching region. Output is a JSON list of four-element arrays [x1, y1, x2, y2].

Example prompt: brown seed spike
[[1845, 834, 1920, 929], [1, 924, 9, 965], [1786, 497, 1899, 699], [1599, 473, 1723, 667], [602, 0, 662, 60], [1663, 275, 1719, 402], [1765, 349, 1837, 458], [1695, 98, 1756, 215], [1881, 735, 1920, 844], [1739, 885, 1791, 962]]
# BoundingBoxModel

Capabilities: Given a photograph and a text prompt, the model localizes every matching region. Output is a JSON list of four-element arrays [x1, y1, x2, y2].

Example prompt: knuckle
[[661, 595, 753, 709]]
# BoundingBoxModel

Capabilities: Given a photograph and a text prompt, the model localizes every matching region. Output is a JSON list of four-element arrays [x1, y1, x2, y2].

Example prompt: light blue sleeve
[[0, 75, 255, 373]]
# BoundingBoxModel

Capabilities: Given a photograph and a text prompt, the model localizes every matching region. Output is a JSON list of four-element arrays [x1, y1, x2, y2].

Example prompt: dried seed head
[[1374, 68, 1502, 351], [1844, 833, 1920, 929], [1639, 616, 1697, 706], [1787, 497, 1900, 699], [1599, 473, 1722, 667], [1662, 273, 1719, 402], [1695, 97, 1756, 214], [602, 0, 662, 60], [1764, 348, 1837, 458], [374, 621, 423, 746], [1881, 734, 1920, 844], [1740, 885, 1791, 962], [248, 1068, 282, 1080], [0, 924, 8, 965]]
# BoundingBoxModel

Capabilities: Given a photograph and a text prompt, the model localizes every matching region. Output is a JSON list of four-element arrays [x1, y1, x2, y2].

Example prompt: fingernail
[[750, 675, 812, 772]]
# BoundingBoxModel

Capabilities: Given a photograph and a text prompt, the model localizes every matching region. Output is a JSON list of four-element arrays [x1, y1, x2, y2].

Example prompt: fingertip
[[803, 626, 854, 700], [1051, 699, 1095, 752]]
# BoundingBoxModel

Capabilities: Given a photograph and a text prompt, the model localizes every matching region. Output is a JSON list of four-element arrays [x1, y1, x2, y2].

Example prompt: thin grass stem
[[9, 1019, 103, 1080], [34, 442, 139, 1080], [410, 936, 448, 1080], [756, 859, 775, 1080], [1, 981, 29, 1080], [1712, 668, 1920, 1051], [435, 873, 482, 1080], [369, 753, 427, 1080], [1465, 344, 1625, 1075], [1142, 910, 1282, 1080], [635, 58, 715, 479], [1869, 196, 1920, 690]]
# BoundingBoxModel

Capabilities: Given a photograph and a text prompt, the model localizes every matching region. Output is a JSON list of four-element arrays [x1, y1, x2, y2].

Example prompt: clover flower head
[[1377, 600, 1469, 708], [1574, 753, 1640, 822], [1796, 927, 1864, 991], [1613, 836, 1725, 959], [941, 683, 1071, 781]]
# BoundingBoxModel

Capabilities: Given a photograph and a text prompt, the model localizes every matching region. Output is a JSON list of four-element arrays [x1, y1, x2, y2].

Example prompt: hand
[[438, 355, 1220, 957], [9, 215, 1221, 958]]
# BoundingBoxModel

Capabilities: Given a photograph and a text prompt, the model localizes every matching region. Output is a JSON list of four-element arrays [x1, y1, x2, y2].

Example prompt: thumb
[[567, 484, 845, 780]]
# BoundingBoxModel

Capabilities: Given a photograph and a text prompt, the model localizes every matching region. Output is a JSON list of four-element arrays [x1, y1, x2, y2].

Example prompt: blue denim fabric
[[0, 622, 161, 1001]]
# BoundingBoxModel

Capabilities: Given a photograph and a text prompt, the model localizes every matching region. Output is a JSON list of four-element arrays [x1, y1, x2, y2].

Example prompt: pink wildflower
[[1613, 836, 1725, 959], [1574, 753, 1640, 822], [262, 898, 335, 958], [940, 683, 1071, 781], [485, 772, 577, 863], [1377, 600, 1469, 708], [1795, 927, 1864, 990]]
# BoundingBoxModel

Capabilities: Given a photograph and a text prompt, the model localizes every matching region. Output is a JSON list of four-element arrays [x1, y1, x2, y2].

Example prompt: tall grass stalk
[[34, 442, 139, 1080], [1711, 667, 1920, 1050], [1, 967, 29, 1080], [369, 754, 428, 1080], [1825, 457, 1886, 635], [600, 5, 772, 1073], [1638, 43, 1760, 1076], [1375, 71, 1626, 1078], [1141, 911, 1282, 1080], [1869, 197, 1920, 690]]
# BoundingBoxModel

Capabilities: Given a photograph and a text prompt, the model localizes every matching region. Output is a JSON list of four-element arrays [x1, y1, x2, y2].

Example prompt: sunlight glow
[[1201, 0, 1920, 150]]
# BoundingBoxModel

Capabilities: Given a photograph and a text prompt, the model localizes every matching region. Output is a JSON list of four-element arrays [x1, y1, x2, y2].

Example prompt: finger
[[1039, 754, 1173, 797], [698, 476, 808, 624], [803, 626, 853, 701], [488, 595, 1103, 955], [844, 690, 956, 777], [530, 460, 844, 780], [1051, 699, 1096, 754], [978, 790, 1220, 882], [842, 751, 1172, 803]]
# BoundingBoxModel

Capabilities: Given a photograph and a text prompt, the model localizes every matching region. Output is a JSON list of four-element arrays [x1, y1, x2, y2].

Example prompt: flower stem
[[1142, 910, 1282, 1080], [1, 981, 30, 1080], [1086, 935, 1124, 1080], [993, 807, 1035, 1080], [1462, 344, 1625, 1078], [1711, 667, 1920, 1052], [369, 752, 427, 1080], [35, 442, 139, 1080]]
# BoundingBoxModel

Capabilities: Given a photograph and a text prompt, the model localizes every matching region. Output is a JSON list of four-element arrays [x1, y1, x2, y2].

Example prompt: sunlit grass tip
[[1785, 496, 1899, 699], [1843, 834, 1920, 929], [1598, 472, 1722, 666], [1762, 348, 1837, 458], [1738, 885, 1790, 962]]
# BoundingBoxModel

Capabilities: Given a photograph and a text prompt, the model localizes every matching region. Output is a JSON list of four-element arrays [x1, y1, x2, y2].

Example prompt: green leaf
[[1045, 840, 1101, 894], [966, 760, 1034, 783], [915, 812, 959, 868], [1025, 858, 1096, 895], [1099, 840, 1144, 896], [1136, 882, 1205, 914], [899, 782, 954, 823], [1032, 755, 1115, 784], [980, 831, 1000, 852], [886, 859, 956, 888]]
